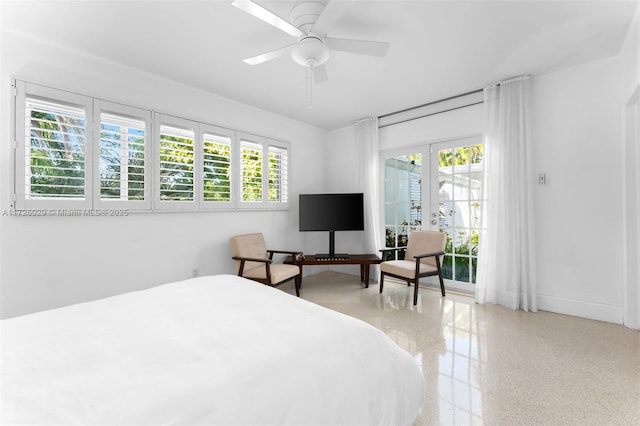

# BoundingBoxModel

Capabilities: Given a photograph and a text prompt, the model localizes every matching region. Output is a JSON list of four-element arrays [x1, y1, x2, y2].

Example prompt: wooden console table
[[285, 254, 382, 288]]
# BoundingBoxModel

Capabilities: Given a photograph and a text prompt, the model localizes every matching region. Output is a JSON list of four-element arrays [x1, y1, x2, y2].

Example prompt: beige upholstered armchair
[[379, 230, 446, 305], [230, 233, 303, 297]]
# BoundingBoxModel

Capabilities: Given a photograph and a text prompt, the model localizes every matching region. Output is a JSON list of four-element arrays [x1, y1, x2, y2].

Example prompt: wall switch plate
[[538, 173, 546, 185]]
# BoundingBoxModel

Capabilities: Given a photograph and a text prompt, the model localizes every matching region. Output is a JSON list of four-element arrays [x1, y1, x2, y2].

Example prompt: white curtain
[[475, 76, 537, 311], [355, 117, 382, 275]]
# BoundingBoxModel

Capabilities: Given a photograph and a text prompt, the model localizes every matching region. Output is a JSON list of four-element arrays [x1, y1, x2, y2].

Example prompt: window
[[27, 100, 87, 199], [100, 114, 145, 200], [268, 145, 288, 203], [240, 139, 263, 203], [157, 121, 195, 206], [14, 81, 93, 209], [381, 136, 485, 293], [238, 133, 290, 209], [96, 101, 151, 210], [383, 153, 422, 258], [202, 126, 233, 208], [13, 80, 289, 213], [434, 141, 485, 286]]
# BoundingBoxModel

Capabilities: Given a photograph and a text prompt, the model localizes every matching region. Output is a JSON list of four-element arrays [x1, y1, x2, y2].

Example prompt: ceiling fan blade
[[242, 44, 296, 65], [310, 0, 354, 38], [232, 0, 304, 38], [325, 37, 390, 57], [313, 65, 328, 84]]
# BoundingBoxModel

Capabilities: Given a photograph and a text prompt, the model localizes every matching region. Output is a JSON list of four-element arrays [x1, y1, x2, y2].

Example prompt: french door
[[382, 136, 485, 293]]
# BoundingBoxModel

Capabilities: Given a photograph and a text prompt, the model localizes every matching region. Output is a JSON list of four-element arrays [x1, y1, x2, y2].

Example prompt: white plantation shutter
[[157, 119, 196, 208], [96, 101, 151, 210], [240, 139, 263, 205], [268, 145, 288, 203], [25, 99, 86, 199], [202, 127, 233, 208], [238, 133, 289, 209], [14, 81, 93, 209], [13, 80, 290, 213], [100, 114, 145, 200]]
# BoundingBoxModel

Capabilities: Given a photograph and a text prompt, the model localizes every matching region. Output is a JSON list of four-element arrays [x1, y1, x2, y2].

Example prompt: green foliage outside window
[[160, 133, 194, 201], [441, 229, 480, 283], [438, 145, 483, 167], [203, 142, 231, 202], [242, 145, 262, 202], [100, 123, 145, 201], [29, 110, 86, 198], [268, 150, 284, 202]]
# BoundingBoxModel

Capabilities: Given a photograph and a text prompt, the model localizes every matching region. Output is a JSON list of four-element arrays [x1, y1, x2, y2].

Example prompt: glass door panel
[[381, 137, 484, 294], [383, 153, 423, 260], [432, 137, 484, 292]]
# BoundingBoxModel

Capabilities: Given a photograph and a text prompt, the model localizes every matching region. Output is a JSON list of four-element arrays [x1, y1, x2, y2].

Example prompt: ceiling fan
[[232, 0, 390, 107]]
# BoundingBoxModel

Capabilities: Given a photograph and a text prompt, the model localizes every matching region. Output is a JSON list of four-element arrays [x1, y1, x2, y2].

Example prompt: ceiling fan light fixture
[[291, 36, 330, 67]]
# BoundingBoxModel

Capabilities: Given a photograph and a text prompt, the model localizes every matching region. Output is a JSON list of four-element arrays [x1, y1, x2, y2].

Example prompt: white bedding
[[1, 274, 423, 425]]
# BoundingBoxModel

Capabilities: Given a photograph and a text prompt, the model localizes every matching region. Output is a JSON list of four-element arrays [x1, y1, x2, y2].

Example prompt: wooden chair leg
[[379, 273, 384, 293], [295, 275, 301, 297], [413, 280, 419, 305], [438, 271, 445, 297], [436, 257, 446, 297]]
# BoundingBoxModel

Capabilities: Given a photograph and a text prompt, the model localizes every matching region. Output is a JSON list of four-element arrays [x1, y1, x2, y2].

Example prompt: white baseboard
[[537, 293, 624, 324]]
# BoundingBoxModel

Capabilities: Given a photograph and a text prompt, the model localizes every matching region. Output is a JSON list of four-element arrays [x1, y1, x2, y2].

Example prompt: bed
[[1, 274, 424, 425]]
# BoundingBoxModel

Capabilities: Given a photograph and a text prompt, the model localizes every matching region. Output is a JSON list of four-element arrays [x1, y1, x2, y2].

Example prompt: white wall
[[531, 56, 625, 324], [620, 5, 640, 329], [373, 58, 629, 325], [378, 103, 484, 151], [0, 31, 328, 318]]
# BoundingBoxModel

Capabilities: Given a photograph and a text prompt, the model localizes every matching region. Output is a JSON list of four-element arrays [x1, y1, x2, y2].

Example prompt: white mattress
[[1, 274, 423, 425]]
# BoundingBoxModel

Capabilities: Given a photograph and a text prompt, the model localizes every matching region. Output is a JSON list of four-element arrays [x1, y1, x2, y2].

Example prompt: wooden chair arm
[[413, 251, 445, 260], [267, 249, 303, 256], [232, 256, 272, 264]]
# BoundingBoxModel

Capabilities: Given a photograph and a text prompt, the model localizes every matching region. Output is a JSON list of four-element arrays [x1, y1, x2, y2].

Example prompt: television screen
[[299, 193, 365, 232]]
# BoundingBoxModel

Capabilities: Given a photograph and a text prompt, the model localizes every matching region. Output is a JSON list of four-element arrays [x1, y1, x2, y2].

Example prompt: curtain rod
[[378, 88, 483, 120], [377, 75, 529, 127], [378, 101, 484, 129]]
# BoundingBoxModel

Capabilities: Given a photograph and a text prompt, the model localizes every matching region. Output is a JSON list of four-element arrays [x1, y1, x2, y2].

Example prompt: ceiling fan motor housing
[[291, 36, 330, 67], [289, 1, 327, 33]]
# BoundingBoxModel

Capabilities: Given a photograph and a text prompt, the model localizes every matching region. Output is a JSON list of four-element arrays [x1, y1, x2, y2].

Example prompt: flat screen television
[[299, 193, 364, 258]]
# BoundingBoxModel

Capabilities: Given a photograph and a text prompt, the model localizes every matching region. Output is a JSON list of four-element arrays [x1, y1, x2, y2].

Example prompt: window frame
[[94, 100, 152, 211], [154, 114, 198, 211], [200, 124, 235, 210], [14, 81, 94, 210], [237, 132, 290, 210], [266, 140, 290, 208], [12, 80, 291, 214]]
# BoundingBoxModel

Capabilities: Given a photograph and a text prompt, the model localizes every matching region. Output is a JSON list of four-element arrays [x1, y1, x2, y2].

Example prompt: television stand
[[285, 254, 382, 288], [315, 253, 349, 261]]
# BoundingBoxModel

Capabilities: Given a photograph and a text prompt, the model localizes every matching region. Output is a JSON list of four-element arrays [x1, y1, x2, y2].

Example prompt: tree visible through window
[[203, 133, 232, 202], [100, 114, 145, 201], [437, 143, 484, 284], [159, 125, 194, 201], [15, 81, 289, 211], [382, 138, 485, 291], [241, 141, 263, 202], [268, 146, 288, 203], [26, 99, 86, 199]]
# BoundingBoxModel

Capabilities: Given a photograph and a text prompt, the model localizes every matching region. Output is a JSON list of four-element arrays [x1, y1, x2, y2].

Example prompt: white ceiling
[[2, 0, 637, 130]]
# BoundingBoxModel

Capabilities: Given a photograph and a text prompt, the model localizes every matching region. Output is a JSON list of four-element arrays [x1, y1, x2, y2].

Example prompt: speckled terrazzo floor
[[279, 271, 640, 426]]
